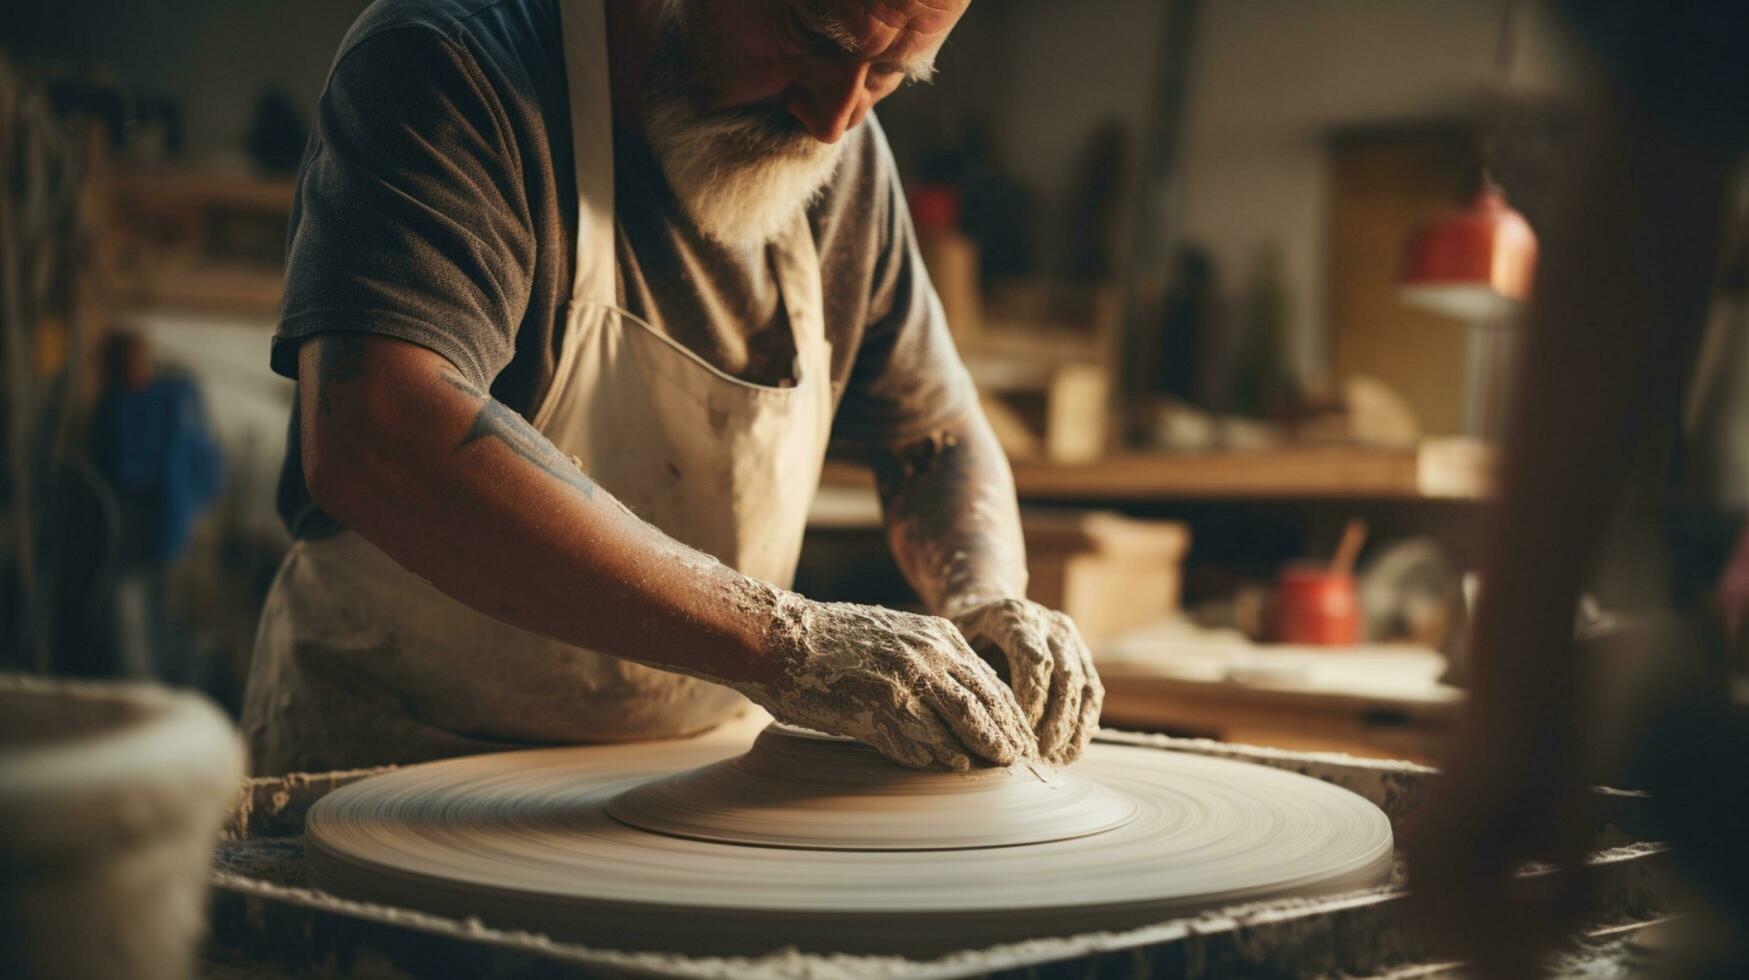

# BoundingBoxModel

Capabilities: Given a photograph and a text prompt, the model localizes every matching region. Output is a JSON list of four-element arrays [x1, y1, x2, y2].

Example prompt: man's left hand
[[949, 598, 1102, 764]]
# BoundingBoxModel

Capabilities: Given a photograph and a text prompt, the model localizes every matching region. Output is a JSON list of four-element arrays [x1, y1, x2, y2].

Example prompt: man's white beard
[[641, 11, 843, 248]]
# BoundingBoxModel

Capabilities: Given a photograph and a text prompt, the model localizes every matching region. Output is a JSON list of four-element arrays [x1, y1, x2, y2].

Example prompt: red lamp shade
[[1399, 184, 1538, 320]]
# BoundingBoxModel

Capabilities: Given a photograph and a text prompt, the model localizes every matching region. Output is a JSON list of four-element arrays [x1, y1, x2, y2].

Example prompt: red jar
[[1272, 565, 1361, 646]]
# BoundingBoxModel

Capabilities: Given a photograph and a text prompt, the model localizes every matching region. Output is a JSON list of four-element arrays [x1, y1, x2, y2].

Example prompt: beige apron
[[241, 0, 833, 775]]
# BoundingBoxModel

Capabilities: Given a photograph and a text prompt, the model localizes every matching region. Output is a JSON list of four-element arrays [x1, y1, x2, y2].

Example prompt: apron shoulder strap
[[560, 0, 617, 310]]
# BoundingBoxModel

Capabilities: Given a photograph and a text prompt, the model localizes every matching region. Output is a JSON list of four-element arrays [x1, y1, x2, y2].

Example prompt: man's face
[[640, 0, 968, 248], [686, 0, 967, 144]]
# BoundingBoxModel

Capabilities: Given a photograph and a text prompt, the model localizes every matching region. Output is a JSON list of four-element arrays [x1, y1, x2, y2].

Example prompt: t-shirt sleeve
[[271, 25, 534, 388], [831, 125, 977, 448]]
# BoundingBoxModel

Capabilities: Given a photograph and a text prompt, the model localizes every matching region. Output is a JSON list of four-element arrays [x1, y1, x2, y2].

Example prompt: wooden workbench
[[821, 438, 1493, 505], [1009, 439, 1491, 501], [1095, 633, 1461, 764], [810, 439, 1495, 589]]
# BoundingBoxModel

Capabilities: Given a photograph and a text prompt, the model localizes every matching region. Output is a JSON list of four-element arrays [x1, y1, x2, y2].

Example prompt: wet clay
[[603, 725, 1131, 850], [304, 724, 1395, 956]]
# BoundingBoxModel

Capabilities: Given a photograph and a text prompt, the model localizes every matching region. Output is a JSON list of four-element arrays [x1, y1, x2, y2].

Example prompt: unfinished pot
[[0, 675, 245, 980]]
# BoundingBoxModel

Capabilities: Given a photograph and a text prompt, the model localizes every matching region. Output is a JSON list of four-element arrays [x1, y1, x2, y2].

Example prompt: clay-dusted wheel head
[[604, 725, 1138, 850], [306, 729, 1397, 956]]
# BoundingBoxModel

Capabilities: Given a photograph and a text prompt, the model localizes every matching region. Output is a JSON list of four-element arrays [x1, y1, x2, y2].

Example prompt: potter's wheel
[[305, 725, 1394, 955]]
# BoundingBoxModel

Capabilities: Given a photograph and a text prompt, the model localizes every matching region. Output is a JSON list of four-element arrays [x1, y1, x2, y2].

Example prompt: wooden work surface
[[822, 438, 1492, 503]]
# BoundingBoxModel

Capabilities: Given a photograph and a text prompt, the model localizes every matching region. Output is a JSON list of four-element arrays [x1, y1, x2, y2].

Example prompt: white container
[[0, 675, 245, 979]]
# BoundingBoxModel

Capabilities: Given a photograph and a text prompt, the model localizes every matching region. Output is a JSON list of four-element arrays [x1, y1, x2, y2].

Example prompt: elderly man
[[240, 0, 1101, 775]]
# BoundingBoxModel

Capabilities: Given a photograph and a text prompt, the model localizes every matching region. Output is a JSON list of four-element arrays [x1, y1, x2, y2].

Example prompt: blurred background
[[1, 0, 1603, 763]]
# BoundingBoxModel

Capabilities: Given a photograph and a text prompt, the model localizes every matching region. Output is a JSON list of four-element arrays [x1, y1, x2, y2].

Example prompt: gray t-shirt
[[273, 0, 972, 539]]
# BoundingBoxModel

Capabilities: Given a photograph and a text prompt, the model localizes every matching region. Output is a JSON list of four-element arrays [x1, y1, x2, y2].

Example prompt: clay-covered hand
[[733, 592, 1038, 771], [949, 598, 1103, 764]]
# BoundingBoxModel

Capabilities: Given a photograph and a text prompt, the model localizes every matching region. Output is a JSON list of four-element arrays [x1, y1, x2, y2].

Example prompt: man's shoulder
[[811, 114, 899, 235], [832, 115, 897, 195], [332, 0, 556, 70]]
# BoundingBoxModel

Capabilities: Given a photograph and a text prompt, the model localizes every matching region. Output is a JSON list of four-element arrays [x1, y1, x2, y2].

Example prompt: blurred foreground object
[[0, 674, 245, 979], [1406, 0, 1749, 973]]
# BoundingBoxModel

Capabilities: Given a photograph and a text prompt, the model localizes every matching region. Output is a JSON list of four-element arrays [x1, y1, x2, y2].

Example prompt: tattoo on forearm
[[438, 370, 597, 501], [872, 422, 1026, 615], [314, 335, 369, 416]]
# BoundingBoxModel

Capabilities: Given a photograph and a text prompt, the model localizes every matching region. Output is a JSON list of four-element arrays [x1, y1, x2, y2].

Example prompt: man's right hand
[[732, 592, 1038, 771]]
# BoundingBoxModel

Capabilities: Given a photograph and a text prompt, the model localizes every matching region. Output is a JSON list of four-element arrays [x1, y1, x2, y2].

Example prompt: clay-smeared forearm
[[300, 333, 777, 685], [870, 407, 1027, 617], [297, 334, 1034, 768], [870, 408, 1103, 764]]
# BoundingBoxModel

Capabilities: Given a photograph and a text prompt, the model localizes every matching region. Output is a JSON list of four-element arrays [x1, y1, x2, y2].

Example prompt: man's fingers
[[863, 728, 933, 769], [864, 696, 956, 769], [929, 740, 975, 772], [923, 706, 976, 771], [1034, 632, 1085, 760], [1002, 634, 1055, 728], [898, 696, 978, 771], [1052, 641, 1103, 764], [943, 645, 1035, 752], [952, 602, 1051, 727], [928, 673, 1027, 765]]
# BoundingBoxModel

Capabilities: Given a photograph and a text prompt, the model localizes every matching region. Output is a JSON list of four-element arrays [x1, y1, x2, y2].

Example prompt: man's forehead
[[838, 0, 967, 36], [805, 0, 967, 61]]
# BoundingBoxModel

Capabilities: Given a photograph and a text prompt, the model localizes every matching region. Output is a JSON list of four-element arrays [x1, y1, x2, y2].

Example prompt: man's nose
[[787, 63, 871, 144]]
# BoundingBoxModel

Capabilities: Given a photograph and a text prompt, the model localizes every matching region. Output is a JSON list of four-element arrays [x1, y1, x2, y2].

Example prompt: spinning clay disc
[[305, 725, 1394, 956], [604, 725, 1140, 850]]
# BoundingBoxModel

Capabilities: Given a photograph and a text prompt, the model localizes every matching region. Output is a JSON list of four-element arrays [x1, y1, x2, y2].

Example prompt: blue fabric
[[102, 377, 223, 562]]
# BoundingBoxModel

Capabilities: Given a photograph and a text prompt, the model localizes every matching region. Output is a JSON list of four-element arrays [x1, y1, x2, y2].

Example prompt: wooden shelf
[[106, 168, 296, 315], [113, 169, 296, 213], [824, 438, 1493, 503], [115, 261, 285, 312]]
